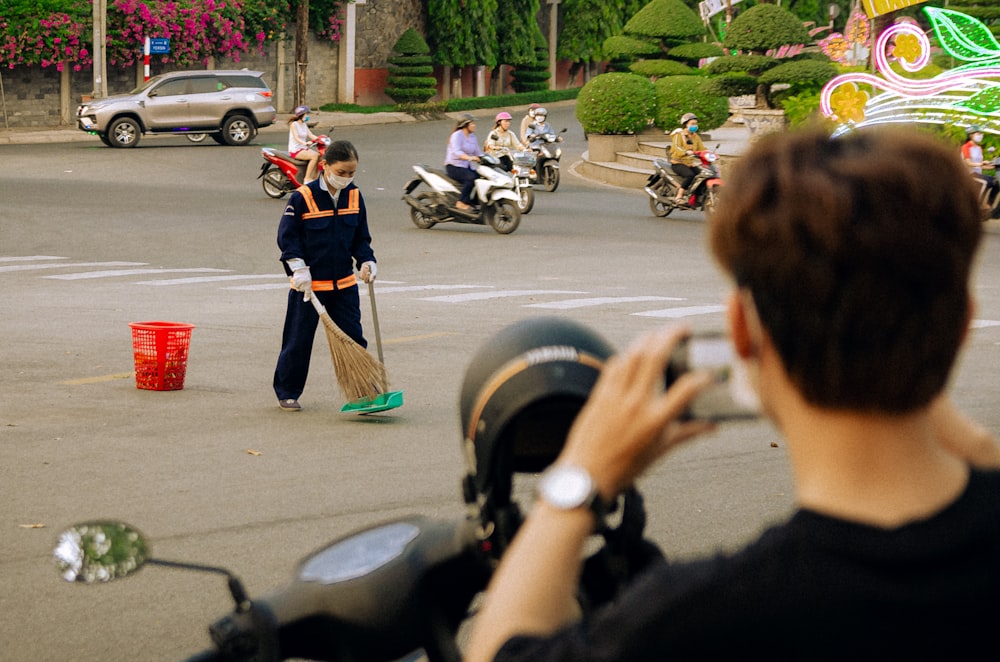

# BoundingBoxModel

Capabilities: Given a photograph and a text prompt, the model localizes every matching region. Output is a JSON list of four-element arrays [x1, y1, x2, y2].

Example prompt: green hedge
[[653, 76, 729, 132], [575, 73, 656, 135], [630, 59, 697, 78]]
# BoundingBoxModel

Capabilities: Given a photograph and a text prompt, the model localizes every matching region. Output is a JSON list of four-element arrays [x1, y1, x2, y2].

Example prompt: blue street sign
[[149, 38, 170, 54]]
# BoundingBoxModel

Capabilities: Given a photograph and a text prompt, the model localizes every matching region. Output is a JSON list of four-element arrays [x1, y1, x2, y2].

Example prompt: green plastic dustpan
[[340, 390, 403, 414], [341, 281, 403, 414]]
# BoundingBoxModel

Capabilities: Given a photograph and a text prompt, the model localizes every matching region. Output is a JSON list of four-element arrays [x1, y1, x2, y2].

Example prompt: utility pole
[[547, 0, 560, 91], [92, 0, 108, 98], [295, 0, 309, 107]]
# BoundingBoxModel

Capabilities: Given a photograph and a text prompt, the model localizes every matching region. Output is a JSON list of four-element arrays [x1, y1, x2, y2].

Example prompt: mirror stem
[[147, 559, 251, 612]]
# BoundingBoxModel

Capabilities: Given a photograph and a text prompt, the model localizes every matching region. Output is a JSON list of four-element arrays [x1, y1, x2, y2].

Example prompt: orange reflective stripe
[[296, 185, 319, 214], [291, 273, 357, 291], [341, 188, 360, 215]]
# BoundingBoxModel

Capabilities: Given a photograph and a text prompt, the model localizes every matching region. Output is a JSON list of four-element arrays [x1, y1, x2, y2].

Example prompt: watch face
[[540, 465, 595, 510]]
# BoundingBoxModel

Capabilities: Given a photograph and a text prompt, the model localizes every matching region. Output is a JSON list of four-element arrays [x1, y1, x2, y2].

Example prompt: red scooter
[[258, 134, 332, 199], [645, 148, 723, 217]]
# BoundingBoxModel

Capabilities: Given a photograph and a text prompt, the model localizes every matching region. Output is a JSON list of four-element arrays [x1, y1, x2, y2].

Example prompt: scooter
[[526, 128, 565, 192], [491, 148, 536, 214], [645, 149, 723, 217], [52, 485, 654, 661], [974, 155, 1000, 221], [402, 153, 522, 234], [258, 134, 333, 199]]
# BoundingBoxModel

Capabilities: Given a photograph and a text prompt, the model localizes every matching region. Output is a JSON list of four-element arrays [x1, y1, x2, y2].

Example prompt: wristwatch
[[537, 464, 606, 523]]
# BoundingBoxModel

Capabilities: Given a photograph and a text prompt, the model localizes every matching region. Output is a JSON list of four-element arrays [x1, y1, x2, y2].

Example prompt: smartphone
[[665, 333, 761, 422]]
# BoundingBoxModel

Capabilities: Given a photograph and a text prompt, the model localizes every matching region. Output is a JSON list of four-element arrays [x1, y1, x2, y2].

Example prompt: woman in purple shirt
[[445, 114, 482, 210]]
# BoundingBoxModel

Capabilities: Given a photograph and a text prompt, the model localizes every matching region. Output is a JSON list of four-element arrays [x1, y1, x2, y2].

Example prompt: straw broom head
[[317, 309, 388, 401]]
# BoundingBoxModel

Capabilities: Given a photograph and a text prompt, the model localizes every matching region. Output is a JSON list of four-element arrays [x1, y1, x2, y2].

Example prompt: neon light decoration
[[818, 11, 871, 66], [820, 8, 1000, 136]]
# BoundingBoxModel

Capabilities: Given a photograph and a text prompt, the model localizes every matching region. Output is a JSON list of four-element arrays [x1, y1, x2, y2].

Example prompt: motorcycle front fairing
[[216, 516, 489, 662]]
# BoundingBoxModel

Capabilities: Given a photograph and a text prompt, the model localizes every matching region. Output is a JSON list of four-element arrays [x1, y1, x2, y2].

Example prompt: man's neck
[[779, 400, 969, 528]]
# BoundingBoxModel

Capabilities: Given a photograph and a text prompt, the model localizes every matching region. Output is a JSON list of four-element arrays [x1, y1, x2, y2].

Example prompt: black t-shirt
[[496, 470, 1000, 661]]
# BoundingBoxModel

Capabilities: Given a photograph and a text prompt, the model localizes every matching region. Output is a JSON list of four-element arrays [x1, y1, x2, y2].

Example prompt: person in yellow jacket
[[668, 113, 706, 206]]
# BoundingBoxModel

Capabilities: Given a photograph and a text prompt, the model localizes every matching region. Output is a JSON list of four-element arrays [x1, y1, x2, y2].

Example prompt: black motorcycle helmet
[[459, 317, 613, 555]]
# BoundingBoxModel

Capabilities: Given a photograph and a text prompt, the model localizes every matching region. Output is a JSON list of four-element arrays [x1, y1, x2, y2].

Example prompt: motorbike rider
[[668, 112, 706, 206], [961, 124, 999, 214], [446, 113, 482, 211], [525, 107, 562, 150], [484, 111, 526, 171], [287, 105, 320, 184], [520, 103, 541, 144]]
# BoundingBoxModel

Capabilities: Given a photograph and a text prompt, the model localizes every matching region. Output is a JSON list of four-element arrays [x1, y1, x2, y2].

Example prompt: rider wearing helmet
[[525, 107, 561, 150], [669, 112, 706, 206], [520, 103, 541, 144], [445, 113, 482, 210], [484, 111, 525, 169], [287, 105, 320, 184], [961, 124, 1000, 216]]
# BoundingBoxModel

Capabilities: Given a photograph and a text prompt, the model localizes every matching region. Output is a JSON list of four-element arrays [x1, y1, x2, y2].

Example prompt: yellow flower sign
[[861, 0, 930, 19]]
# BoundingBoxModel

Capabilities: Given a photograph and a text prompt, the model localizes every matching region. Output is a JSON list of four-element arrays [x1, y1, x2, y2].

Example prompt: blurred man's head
[[710, 128, 982, 413]]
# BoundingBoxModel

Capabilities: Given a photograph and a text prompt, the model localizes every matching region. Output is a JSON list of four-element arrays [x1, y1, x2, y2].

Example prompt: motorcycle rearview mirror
[[53, 520, 252, 613]]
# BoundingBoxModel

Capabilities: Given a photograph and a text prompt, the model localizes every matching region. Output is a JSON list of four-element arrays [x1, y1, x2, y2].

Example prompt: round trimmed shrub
[[630, 59, 697, 78], [385, 28, 437, 104], [575, 73, 656, 135], [653, 76, 729, 132]]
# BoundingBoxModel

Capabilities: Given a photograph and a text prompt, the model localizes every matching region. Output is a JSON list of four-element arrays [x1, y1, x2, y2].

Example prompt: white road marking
[[0, 255, 67, 262], [526, 296, 685, 310], [420, 289, 586, 303], [361, 284, 490, 294], [136, 274, 279, 286], [971, 319, 1000, 329], [47, 268, 230, 280], [633, 305, 726, 318], [2, 261, 147, 273]]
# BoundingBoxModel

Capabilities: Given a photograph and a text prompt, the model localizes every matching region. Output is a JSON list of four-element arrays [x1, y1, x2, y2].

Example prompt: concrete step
[[617, 150, 660, 171], [578, 154, 652, 189]]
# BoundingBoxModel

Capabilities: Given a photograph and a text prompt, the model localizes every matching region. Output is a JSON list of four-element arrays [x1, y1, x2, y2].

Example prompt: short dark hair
[[324, 140, 359, 164], [709, 127, 982, 412]]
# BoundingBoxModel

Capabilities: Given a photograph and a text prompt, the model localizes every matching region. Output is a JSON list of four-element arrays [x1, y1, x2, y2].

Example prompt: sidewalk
[[0, 109, 416, 145]]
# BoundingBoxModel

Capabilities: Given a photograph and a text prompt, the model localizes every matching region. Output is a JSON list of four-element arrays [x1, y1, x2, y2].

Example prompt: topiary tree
[[511, 23, 551, 93], [385, 28, 438, 105], [704, 4, 814, 109], [575, 72, 656, 135], [601, 0, 706, 80], [653, 76, 730, 131]]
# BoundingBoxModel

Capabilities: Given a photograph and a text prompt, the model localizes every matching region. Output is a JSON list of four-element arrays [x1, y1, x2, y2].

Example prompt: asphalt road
[[2, 105, 1000, 660]]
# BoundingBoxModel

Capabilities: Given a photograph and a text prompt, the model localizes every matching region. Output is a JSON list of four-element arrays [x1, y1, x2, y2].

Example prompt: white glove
[[291, 266, 312, 292], [360, 261, 377, 283]]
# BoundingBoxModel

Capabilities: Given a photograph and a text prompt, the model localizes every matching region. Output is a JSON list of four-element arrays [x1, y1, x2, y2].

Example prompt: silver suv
[[77, 70, 277, 148]]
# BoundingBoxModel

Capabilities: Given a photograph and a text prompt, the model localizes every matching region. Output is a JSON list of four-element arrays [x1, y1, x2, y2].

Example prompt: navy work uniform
[[273, 178, 376, 402]]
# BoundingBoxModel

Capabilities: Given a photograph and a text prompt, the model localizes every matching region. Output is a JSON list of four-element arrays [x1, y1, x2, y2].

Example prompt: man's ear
[[727, 291, 755, 359]]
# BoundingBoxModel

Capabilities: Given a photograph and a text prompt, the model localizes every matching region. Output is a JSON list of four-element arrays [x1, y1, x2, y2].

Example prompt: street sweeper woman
[[273, 140, 378, 412]]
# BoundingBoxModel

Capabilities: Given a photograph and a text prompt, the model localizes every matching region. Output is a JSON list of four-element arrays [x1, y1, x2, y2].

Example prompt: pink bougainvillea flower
[[830, 83, 868, 124]]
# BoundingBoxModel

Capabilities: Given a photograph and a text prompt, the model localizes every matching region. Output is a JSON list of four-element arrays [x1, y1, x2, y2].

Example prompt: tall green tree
[[493, 0, 538, 93], [427, 0, 499, 68], [558, 0, 647, 80]]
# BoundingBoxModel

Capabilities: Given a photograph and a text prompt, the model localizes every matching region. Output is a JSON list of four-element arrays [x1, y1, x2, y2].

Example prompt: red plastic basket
[[128, 321, 195, 391]]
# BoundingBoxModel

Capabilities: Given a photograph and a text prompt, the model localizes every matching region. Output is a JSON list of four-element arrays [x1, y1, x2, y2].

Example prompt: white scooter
[[402, 154, 522, 234]]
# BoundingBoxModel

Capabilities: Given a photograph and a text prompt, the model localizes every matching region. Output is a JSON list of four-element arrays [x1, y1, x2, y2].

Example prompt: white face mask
[[973, 133, 984, 144], [326, 172, 353, 190]]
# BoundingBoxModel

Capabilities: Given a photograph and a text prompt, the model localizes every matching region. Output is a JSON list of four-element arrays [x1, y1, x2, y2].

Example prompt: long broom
[[306, 291, 387, 401]]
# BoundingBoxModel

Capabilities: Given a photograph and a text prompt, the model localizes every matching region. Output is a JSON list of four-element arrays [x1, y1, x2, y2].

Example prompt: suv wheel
[[222, 114, 254, 146], [108, 117, 140, 148]]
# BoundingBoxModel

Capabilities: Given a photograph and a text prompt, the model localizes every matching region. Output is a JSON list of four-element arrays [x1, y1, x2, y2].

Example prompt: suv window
[[153, 78, 188, 96], [220, 75, 267, 89], [189, 77, 225, 94]]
